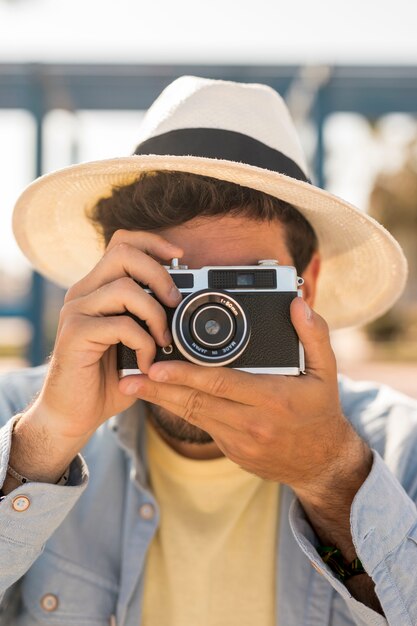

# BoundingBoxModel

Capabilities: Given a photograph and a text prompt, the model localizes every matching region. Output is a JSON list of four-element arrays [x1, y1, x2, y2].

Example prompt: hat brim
[[12, 154, 408, 330]]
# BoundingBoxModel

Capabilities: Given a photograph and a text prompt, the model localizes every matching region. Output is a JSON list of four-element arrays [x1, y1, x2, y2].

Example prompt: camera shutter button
[[170, 258, 188, 270]]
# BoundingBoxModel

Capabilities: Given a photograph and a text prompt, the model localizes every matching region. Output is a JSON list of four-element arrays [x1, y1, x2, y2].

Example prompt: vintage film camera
[[118, 259, 305, 376]]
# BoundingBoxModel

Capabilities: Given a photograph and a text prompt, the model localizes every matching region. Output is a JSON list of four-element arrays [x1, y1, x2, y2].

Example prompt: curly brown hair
[[89, 170, 318, 274]]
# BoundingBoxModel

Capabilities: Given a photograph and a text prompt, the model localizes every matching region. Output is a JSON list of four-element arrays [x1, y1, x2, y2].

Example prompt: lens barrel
[[191, 305, 235, 348], [172, 289, 250, 366]]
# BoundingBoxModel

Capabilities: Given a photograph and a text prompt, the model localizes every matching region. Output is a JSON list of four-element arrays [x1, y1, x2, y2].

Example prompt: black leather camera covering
[[117, 291, 300, 371]]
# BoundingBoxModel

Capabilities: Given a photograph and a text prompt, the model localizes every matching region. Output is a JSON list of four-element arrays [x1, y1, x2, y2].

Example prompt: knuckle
[[112, 279, 167, 335], [184, 390, 205, 421], [114, 275, 136, 293], [107, 229, 130, 248], [246, 419, 274, 445], [109, 316, 155, 355], [109, 277, 141, 306], [144, 382, 159, 400], [63, 284, 78, 303], [209, 372, 230, 397], [110, 241, 131, 259], [59, 312, 83, 339], [59, 298, 78, 320]]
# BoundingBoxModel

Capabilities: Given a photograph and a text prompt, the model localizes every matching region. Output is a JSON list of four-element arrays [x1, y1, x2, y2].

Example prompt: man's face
[[144, 214, 318, 446]]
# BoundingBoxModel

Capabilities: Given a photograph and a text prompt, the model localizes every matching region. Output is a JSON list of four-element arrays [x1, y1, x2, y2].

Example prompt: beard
[[144, 401, 214, 445]]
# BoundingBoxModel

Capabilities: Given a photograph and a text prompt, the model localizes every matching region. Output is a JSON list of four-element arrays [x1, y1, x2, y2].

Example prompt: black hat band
[[134, 128, 310, 183]]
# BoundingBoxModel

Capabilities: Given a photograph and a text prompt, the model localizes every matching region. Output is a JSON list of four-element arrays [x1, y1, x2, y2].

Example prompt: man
[[0, 75, 416, 625]]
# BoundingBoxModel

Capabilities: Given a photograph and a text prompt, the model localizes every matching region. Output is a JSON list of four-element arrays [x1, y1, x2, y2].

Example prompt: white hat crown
[[134, 75, 309, 179]]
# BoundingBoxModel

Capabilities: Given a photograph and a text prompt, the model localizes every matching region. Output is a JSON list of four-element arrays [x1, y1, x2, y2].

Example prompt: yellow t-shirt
[[142, 418, 280, 626]]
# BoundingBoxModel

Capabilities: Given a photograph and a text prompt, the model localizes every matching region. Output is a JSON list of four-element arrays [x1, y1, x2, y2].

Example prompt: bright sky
[[1, 0, 417, 64]]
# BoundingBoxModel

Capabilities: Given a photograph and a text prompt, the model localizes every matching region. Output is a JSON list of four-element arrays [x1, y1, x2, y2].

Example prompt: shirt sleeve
[[0, 413, 89, 597], [289, 450, 417, 626]]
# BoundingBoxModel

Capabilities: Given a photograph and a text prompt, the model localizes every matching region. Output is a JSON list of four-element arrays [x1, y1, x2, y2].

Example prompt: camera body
[[118, 259, 305, 376]]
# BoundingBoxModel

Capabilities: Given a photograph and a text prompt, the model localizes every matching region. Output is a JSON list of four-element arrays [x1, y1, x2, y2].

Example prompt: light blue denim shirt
[[0, 364, 416, 626]]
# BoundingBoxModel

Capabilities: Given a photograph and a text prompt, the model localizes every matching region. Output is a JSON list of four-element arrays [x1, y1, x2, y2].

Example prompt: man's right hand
[[5, 230, 183, 489]]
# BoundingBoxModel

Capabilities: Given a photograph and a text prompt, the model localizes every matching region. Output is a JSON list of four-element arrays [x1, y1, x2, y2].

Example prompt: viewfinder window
[[236, 273, 255, 286]]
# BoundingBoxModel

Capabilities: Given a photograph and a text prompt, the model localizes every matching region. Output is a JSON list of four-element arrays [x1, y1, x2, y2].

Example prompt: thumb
[[119, 374, 146, 396], [290, 297, 336, 376]]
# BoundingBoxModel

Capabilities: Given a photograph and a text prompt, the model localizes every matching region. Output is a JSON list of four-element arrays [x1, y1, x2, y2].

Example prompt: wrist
[[6, 408, 86, 487], [294, 431, 373, 561], [295, 426, 373, 507], [22, 402, 93, 454]]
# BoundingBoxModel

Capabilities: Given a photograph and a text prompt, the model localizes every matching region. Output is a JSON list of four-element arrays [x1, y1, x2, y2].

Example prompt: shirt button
[[12, 495, 30, 512], [139, 503, 155, 520], [40, 593, 59, 612]]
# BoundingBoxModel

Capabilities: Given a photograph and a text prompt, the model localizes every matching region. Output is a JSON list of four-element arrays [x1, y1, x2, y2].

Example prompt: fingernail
[[164, 329, 173, 344], [125, 381, 139, 395], [304, 301, 313, 322]]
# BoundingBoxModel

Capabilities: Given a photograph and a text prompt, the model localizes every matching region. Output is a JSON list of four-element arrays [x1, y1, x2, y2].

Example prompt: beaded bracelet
[[6, 462, 70, 486], [317, 546, 365, 582]]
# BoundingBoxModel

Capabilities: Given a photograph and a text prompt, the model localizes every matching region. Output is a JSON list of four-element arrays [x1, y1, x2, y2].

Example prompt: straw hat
[[12, 75, 407, 330]]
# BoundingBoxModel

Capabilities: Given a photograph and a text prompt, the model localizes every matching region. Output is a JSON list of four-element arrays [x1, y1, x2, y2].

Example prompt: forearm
[[294, 435, 383, 614]]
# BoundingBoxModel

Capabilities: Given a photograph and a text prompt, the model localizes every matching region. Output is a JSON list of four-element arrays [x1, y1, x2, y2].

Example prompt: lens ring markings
[[172, 289, 251, 366], [191, 305, 235, 348]]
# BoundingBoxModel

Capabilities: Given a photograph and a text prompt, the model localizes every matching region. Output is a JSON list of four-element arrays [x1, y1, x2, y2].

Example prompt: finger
[[120, 375, 250, 431], [141, 393, 244, 457], [121, 375, 292, 468], [142, 393, 264, 471], [64, 276, 172, 347], [146, 361, 274, 405], [59, 314, 157, 373], [106, 228, 183, 257], [65, 232, 183, 307], [290, 297, 336, 377]]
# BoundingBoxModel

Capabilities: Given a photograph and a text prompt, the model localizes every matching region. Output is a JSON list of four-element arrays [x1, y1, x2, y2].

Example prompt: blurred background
[[0, 0, 416, 396]]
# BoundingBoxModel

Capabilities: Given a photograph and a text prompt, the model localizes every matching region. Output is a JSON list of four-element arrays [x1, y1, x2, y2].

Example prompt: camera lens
[[171, 289, 250, 366], [191, 305, 235, 348], [205, 320, 220, 335]]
